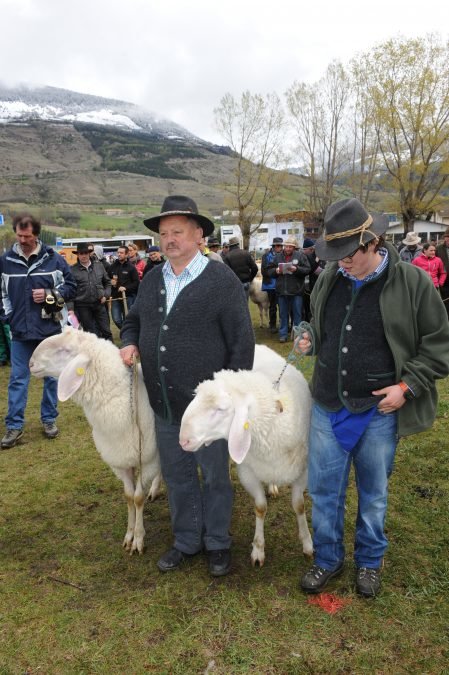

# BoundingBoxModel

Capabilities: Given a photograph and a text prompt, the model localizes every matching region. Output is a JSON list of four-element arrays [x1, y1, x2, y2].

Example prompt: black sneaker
[[356, 567, 381, 598], [208, 549, 231, 577], [1, 428, 24, 449], [43, 422, 59, 439], [157, 547, 196, 572], [300, 563, 344, 593]]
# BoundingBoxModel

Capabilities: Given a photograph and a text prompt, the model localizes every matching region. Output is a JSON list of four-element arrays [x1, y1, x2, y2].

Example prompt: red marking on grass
[[307, 593, 351, 614]]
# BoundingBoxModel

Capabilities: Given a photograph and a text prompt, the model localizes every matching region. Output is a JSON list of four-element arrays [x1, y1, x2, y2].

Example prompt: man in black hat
[[67, 242, 112, 341], [296, 197, 449, 598], [261, 236, 284, 333], [120, 195, 254, 577]]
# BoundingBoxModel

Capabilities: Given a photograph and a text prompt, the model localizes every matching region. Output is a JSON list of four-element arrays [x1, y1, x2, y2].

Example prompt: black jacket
[[224, 246, 258, 284], [269, 250, 310, 295], [121, 262, 255, 424], [143, 256, 165, 277], [108, 259, 139, 298], [68, 260, 111, 308]]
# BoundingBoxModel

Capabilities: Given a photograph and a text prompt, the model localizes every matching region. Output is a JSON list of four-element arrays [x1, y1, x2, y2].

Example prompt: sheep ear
[[57, 353, 91, 401], [228, 395, 252, 464]]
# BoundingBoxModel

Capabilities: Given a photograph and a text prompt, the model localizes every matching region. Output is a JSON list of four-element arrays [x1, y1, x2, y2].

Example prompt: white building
[[220, 221, 304, 254]]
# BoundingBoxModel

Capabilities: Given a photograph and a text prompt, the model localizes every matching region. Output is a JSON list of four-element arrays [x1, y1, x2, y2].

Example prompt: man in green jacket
[[296, 198, 449, 598]]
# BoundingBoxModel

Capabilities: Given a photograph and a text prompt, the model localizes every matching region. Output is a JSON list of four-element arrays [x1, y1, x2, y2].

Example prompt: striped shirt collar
[[162, 251, 208, 313], [338, 247, 389, 283]]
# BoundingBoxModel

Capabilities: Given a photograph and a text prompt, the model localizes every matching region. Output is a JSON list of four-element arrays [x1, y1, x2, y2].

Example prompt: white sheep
[[179, 344, 313, 566], [29, 327, 161, 554], [249, 277, 269, 327]]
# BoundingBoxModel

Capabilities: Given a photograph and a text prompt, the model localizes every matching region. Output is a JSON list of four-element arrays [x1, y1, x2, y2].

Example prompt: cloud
[[1, 0, 448, 142]]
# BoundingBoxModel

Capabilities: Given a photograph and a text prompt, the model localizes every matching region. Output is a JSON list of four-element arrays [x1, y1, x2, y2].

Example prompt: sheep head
[[29, 327, 92, 401], [179, 377, 254, 464]]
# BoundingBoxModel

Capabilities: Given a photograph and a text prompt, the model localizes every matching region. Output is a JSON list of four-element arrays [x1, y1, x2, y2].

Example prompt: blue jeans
[[6, 339, 58, 429], [155, 415, 233, 554], [278, 295, 303, 338], [111, 294, 135, 329], [308, 403, 398, 570]]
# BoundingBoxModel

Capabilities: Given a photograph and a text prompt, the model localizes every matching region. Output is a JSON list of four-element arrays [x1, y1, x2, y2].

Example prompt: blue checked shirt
[[162, 251, 209, 314], [338, 247, 389, 284]]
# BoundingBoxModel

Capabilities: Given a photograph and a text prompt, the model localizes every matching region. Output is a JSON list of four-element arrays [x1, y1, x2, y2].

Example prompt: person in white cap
[[399, 232, 422, 263]]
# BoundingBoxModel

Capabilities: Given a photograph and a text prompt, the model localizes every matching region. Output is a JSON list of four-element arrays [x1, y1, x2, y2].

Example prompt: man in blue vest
[[261, 237, 283, 333]]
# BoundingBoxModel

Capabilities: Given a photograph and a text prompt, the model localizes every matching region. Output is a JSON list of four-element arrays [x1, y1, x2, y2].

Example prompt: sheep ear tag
[[228, 396, 252, 464], [57, 353, 91, 401]]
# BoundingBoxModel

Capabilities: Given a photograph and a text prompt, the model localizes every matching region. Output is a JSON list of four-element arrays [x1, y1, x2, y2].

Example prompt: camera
[[42, 289, 65, 321]]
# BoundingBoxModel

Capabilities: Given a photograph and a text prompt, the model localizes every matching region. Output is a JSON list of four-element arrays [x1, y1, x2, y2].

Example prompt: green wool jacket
[[309, 243, 449, 437]]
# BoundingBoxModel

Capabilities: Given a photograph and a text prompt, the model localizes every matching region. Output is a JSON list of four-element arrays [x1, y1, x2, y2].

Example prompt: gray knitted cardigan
[[120, 261, 255, 424]]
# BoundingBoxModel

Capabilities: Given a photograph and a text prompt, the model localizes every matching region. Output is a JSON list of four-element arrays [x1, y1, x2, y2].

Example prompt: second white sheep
[[180, 344, 313, 566]]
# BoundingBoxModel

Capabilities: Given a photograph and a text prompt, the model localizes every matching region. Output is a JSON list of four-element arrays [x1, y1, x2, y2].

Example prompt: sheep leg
[[291, 477, 313, 557], [258, 305, 264, 328], [131, 472, 146, 555], [237, 465, 267, 567], [148, 472, 162, 501], [113, 467, 137, 552]]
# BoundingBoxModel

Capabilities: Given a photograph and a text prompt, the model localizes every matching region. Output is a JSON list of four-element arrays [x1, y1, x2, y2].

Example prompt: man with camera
[[0, 213, 76, 449]]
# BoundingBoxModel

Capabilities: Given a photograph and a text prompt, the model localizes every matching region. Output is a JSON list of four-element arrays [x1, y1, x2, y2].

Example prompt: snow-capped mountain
[[0, 83, 199, 142]]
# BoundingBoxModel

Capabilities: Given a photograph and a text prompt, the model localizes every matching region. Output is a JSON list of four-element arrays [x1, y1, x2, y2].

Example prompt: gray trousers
[[155, 415, 233, 554]]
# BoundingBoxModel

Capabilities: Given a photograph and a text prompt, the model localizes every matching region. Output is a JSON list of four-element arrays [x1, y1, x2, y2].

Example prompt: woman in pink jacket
[[412, 242, 447, 288]]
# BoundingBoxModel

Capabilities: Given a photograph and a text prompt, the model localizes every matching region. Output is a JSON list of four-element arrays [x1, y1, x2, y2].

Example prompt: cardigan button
[[341, 370, 347, 376], [160, 366, 167, 372], [346, 324, 352, 331], [160, 289, 166, 295], [158, 307, 163, 312], [160, 346, 166, 352], [162, 324, 169, 330], [342, 390, 349, 397], [342, 346, 348, 353]]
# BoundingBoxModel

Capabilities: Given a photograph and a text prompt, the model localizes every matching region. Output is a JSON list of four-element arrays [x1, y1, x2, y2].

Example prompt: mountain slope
[[0, 84, 307, 215]]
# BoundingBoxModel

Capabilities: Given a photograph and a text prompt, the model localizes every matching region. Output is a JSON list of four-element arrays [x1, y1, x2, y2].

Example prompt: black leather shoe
[[157, 547, 194, 572], [208, 549, 231, 577], [300, 563, 344, 593], [356, 567, 381, 598]]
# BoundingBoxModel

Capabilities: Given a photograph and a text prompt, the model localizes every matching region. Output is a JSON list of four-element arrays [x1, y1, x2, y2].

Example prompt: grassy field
[[0, 308, 448, 674]]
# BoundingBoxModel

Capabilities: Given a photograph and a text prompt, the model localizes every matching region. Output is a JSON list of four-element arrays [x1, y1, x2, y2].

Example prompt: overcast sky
[[2, 0, 448, 144]]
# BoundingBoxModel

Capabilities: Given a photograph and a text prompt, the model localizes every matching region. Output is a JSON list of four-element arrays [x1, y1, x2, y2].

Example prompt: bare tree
[[286, 61, 351, 217], [214, 91, 287, 249], [347, 61, 381, 205], [358, 35, 449, 232]]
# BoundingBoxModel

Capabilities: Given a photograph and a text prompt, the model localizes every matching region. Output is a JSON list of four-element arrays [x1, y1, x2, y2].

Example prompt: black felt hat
[[314, 198, 388, 261], [143, 195, 214, 237]]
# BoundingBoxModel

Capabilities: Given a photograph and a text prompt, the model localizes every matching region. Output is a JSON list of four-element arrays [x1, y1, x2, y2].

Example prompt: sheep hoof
[[131, 537, 145, 555], [251, 549, 265, 567], [123, 535, 133, 551]]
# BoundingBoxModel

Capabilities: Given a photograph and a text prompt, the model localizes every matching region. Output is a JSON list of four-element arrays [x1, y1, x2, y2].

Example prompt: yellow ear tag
[[76, 367, 85, 376], [243, 421, 250, 430]]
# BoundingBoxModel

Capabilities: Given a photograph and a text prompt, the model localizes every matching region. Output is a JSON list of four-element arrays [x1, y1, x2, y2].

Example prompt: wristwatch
[[398, 381, 414, 401]]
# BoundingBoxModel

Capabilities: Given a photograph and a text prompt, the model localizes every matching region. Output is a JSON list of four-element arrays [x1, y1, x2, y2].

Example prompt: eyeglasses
[[340, 245, 366, 262]]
